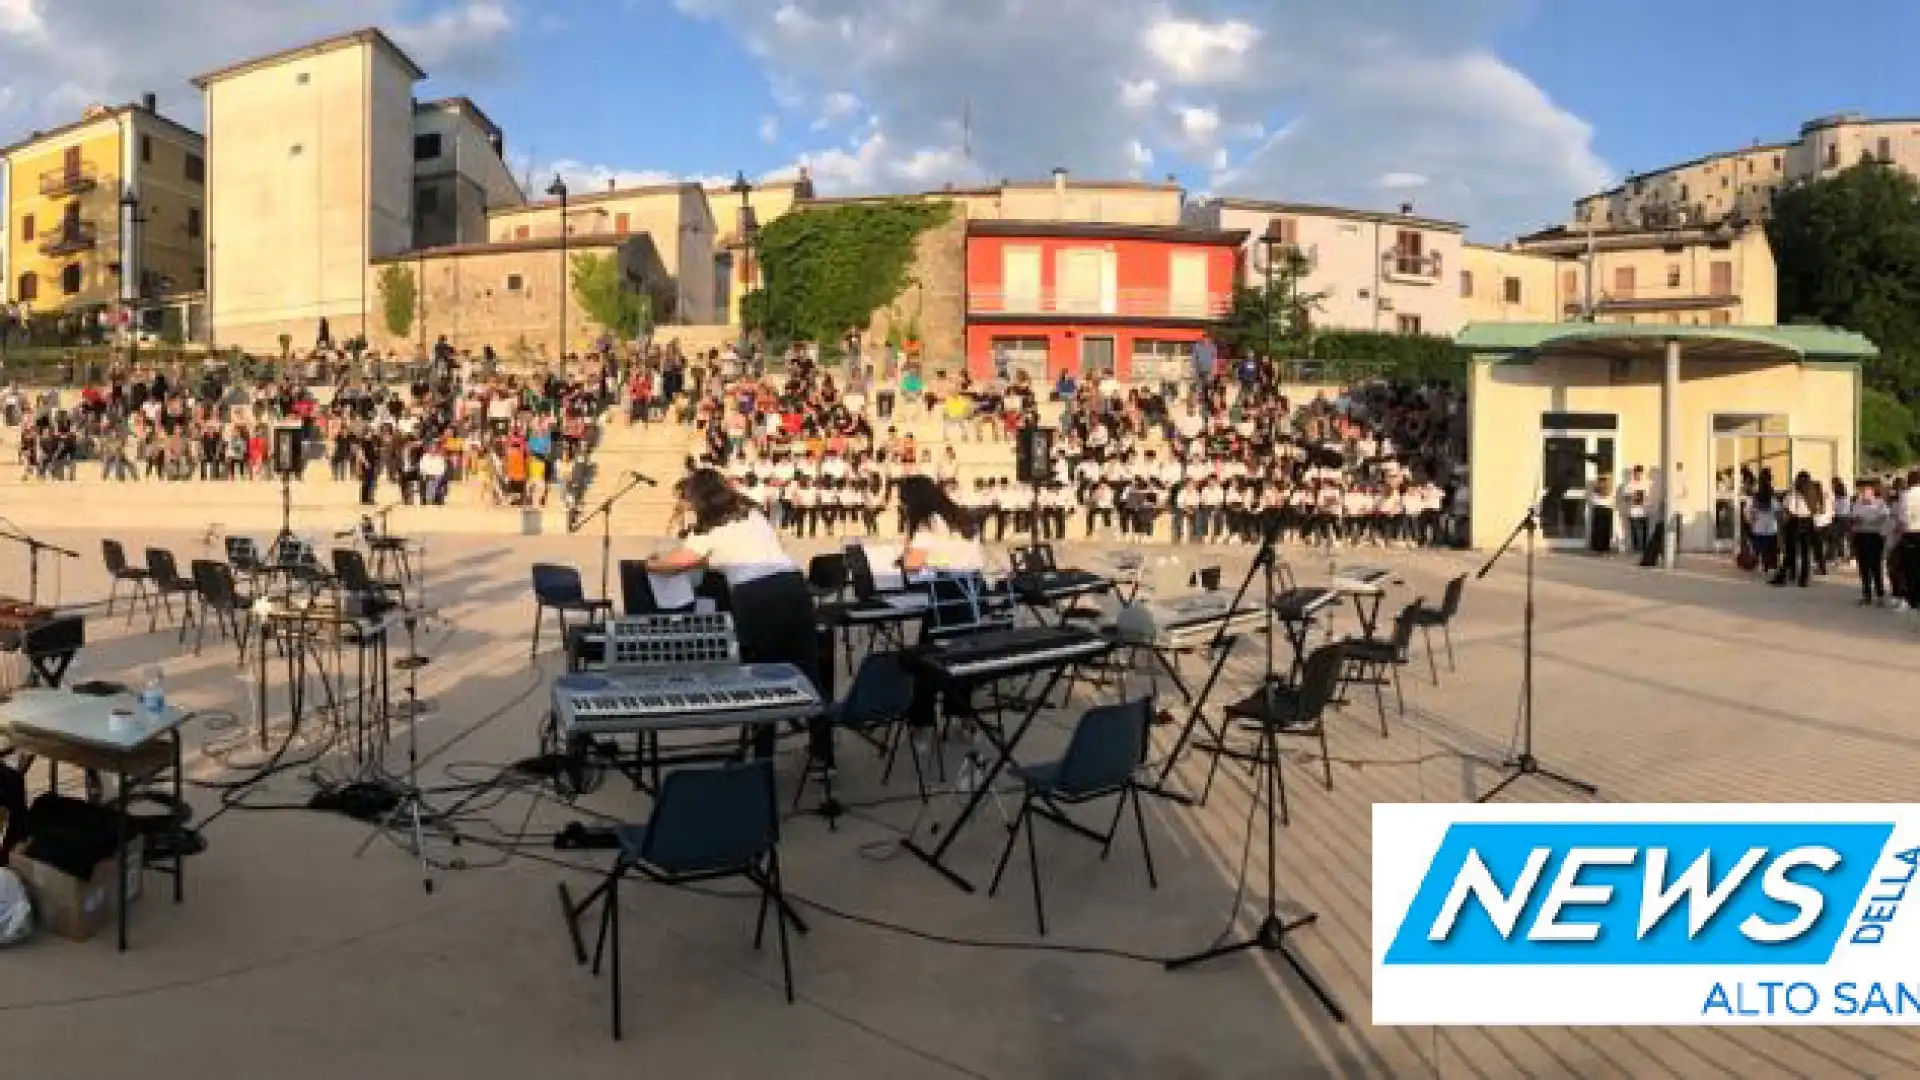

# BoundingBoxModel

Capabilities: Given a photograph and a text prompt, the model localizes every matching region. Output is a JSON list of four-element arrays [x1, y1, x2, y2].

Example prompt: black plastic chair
[[102, 539, 154, 624], [1339, 602, 1423, 738], [189, 559, 254, 659], [143, 548, 198, 637], [560, 760, 799, 1040], [531, 563, 612, 659], [988, 698, 1157, 936], [1213, 642, 1349, 813], [1410, 575, 1464, 684], [332, 547, 406, 612], [806, 553, 849, 603]]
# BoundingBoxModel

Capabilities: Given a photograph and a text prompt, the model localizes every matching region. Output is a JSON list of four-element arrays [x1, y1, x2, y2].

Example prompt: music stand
[[1160, 518, 1345, 1023], [0, 524, 79, 605], [1474, 507, 1598, 802]]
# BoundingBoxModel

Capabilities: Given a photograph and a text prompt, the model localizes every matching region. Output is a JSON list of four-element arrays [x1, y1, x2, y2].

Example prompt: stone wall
[[859, 207, 966, 372]]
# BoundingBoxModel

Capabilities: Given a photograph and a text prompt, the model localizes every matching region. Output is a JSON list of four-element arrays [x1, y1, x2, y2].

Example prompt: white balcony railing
[[969, 287, 1232, 319]]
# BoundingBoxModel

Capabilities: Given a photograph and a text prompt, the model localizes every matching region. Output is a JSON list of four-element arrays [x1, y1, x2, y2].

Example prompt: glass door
[[1538, 413, 1618, 550]]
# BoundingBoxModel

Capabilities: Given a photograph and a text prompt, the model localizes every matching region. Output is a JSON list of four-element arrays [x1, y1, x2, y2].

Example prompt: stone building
[[368, 233, 670, 357]]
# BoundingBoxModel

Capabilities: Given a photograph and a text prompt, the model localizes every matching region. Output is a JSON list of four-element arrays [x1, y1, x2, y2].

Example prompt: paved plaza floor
[[2, 526, 1918, 1079]]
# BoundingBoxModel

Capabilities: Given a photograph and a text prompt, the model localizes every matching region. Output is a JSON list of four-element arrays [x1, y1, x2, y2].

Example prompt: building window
[[505, 274, 525, 293], [184, 153, 204, 183], [1878, 137, 1893, 163], [1710, 260, 1733, 295], [20, 214, 33, 242], [1459, 270, 1473, 298], [615, 212, 631, 235], [1679, 183, 1688, 201], [140, 135, 153, 163], [60, 264, 82, 295], [186, 206, 202, 239], [1130, 339, 1194, 383], [993, 336, 1051, 377], [16, 272, 36, 302], [1746, 159, 1754, 174], [1613, 266, 1636, 298], [1503, 276, 1522, 304], [1709, 310, 1732, 326], [414, 134, 443, 161], [1825, 144, 1840, 168], [514, 225, 531, 241], [1269, 216, 1299, 245], [1396, 313, 1422, 334], [290, 144, 303, 157], [296, 71, 311, 85], [1666, 265, 1682, 288], [417, 187, 440, 215], [194, 268, 206, 290]]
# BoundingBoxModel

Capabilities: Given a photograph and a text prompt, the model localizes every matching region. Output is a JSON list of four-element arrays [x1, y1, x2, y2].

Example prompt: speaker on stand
[[270, 422, 306, 564]]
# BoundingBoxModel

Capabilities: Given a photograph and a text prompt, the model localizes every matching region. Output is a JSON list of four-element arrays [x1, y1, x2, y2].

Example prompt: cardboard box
[[9, 846, 142, 942]]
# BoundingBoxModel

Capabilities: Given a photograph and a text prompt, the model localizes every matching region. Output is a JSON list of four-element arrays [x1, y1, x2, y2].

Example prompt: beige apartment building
[[489, 181, 717, 324], [1458, 244, 1560, 324], [1183, 197, 1465, 336], [1509, 222, 1777, 327], [194, 28, 524, 352], [1575, 112, 1920, 230]]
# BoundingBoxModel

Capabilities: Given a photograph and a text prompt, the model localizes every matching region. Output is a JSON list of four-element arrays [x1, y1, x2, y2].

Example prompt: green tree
[[377, 263, 417, 340], [742, 198, 952, 347], [1862, 386, 1918, 469], [570, 252, 654, 343], [1770, 162, 1920, 401], [1214, 247, 1322, 358]]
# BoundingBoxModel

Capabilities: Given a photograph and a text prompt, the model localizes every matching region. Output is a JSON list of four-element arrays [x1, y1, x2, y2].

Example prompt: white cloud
[[1375, 171, 1430, 190], [669, 0, 1613, 237], [1142, 17, 1260, 84], [1119, 77, 1159, 109], [0, 1, 523, 130], [812, 90, 861, 130], [759, 115, 780, 143]]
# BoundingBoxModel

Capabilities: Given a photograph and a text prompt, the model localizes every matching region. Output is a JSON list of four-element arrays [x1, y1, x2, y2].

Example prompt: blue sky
[[2, 0, 1915, 237]]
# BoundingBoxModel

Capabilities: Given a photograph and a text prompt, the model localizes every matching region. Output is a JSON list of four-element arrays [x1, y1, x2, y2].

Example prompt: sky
[[2, 0, 1918, 239]]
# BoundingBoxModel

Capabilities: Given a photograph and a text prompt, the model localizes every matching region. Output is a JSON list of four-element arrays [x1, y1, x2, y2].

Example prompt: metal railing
[[968, 287, 1232, 319], [1381, 250, 1443, 281], [39, 162, 99, 197], [38, 221, 98, 256]]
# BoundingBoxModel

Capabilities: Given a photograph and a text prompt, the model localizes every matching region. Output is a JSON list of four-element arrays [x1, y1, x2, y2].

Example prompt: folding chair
[[189, 559, 255, 659], [1338, 602, 1422, 739], [988, 698, 1157, 936], [1209, 642, 1349, 815], [143, 548, 198, 637], [1410, 574, 1464, 684], [558, 760, 801, 1040], [531, 563, 613, 659], [101, 539, 154, 624], [798, 651, 925, 813]]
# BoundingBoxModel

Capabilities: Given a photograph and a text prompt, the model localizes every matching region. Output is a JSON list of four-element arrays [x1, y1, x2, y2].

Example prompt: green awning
[[1454, 322, 1878, 364]]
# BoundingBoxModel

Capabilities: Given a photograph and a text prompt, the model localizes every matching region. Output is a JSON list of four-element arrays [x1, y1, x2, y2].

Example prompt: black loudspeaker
[[1016, 425, 1054, 484], [272, 423, 305, 477]]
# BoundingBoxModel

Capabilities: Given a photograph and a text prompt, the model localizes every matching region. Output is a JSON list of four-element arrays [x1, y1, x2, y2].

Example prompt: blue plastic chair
[[558, 759, 801, 1040], [988, 698, 1157, 936], [530, 562, 611, 659], [796, 652, 923, 813]]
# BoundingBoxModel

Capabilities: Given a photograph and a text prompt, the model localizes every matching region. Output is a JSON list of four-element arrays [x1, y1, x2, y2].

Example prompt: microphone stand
[[1474, 506, 1598, 802], [569, 472, 653, 603], [0, 526, 80, 606]]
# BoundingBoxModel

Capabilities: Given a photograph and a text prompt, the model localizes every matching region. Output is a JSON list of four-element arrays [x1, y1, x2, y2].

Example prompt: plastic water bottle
[[140, 666, 166, 715]]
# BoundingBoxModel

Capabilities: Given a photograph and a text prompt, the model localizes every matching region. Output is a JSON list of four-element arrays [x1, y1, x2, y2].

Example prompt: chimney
[[1052, 167, 1068, 194], [607, 178, 616, 193], [142, 92, 157, 113], [1400, 201, 1414, 216]]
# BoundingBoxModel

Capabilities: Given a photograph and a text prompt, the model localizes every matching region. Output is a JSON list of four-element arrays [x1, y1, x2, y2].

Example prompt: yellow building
[[1459, 244, 1560, 323], [704, 175, 808, 328], [488, 181, 717, 324], [1, 98, 205, 325], [1456, 323, 1873, 563], [1509, 223, 1776, 327]]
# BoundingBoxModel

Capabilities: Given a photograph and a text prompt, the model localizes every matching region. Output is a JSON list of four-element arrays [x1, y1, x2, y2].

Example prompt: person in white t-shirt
[[646, 470, 818, 750]]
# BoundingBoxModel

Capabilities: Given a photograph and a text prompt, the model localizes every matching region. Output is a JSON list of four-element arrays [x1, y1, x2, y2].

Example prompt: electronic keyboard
[[1272, 587, 1339, 621], [551, 665, 820, 737], [1010, 569, 1110, 605], [1331, 566, 1392, 595], [907, 626, 1112, 682], [1112, 593, 1266, 648]]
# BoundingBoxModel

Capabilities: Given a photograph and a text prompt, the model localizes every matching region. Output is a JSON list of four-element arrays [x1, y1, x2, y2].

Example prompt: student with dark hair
[[646, 468, 819, 708], [1747, 469, 1782, 578], [1852, 480, 1891, 607]]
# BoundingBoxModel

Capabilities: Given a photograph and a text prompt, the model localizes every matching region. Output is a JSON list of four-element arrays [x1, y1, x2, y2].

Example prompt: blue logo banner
[[1383, 822, 1892, 966]]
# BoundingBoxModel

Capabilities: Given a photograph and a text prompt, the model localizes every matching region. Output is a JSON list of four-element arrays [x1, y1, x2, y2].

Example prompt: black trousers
[[728, 572, 823, 759], [1899, 537, 1920, 607], [1856, 532, 1887, 601]]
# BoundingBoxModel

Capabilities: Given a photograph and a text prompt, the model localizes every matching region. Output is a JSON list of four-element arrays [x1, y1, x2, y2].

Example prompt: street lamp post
[[119, 184, 145, 369], [730, 170, 755, 363], [548, 174, 569, 363], [1261, 219, 1283, 371]]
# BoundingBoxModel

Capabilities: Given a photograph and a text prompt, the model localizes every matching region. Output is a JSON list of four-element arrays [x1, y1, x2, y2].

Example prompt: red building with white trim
[[964, 220, 1246, 382]]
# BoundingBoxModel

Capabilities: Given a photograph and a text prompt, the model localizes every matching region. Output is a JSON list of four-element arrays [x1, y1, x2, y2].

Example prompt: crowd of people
[[5, 345, 611, 510], [1722, 465, 1920, 610]]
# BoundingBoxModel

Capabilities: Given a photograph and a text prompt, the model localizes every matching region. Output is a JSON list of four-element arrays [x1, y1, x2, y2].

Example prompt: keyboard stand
[[901, 663, 1073, 894]]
